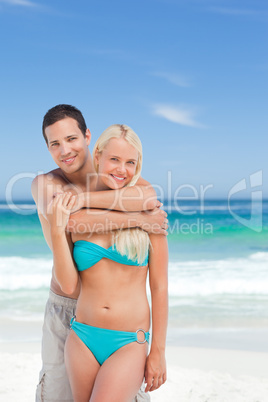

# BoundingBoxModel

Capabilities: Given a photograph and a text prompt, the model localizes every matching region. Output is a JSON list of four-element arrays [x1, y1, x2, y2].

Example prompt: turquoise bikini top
[[73, 240, 148, 271]]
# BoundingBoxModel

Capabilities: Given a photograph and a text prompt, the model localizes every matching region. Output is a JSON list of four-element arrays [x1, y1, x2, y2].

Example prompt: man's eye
[[111, 158, 118, 161], [69, 137, 76, 141], [51, 143, 59, 147]]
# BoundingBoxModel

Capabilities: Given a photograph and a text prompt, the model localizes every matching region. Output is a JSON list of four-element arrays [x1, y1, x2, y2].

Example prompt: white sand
[[1, 352, 41, 401], [151, 347, 268, 402], [1, 344, 268, 401]]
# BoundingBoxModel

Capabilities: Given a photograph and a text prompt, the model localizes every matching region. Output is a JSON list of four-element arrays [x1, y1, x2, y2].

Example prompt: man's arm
[[67, 208, 168, 235], [68, 176, 168, 235], [77, 177, 158, 212], [32, 174, 168, 239]]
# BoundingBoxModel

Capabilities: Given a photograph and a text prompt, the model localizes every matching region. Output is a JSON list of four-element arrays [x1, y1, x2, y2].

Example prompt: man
[[32, 105, 168, 402]]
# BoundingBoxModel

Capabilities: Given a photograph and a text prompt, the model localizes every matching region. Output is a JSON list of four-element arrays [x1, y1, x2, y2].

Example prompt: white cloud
[[0, 0, 36, 6], [152, 104, 205, 128], [151, 72, 191, 87]]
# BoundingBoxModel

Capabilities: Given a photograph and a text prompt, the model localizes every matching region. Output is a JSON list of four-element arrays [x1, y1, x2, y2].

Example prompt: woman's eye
[[111, 158, 118, 161], [128, 161, 135, 165]]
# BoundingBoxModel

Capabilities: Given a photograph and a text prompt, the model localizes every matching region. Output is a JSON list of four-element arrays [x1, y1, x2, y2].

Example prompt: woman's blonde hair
[[93, 124, 150, 264]]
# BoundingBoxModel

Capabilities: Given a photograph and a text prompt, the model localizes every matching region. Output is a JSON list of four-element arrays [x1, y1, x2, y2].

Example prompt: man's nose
[[60, 142, 71, 155]]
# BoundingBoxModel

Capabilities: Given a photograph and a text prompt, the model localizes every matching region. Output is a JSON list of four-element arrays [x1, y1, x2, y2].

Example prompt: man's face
[[45, 117, 91, 174]]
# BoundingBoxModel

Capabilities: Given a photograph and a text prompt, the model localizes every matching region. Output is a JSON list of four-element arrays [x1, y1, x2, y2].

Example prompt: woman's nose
[[117, 163, 126, 174]]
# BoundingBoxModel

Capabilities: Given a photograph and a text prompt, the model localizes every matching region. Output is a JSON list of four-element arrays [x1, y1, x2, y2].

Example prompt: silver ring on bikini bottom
[[136, 328, 147, 344], [70, 315, 76, 328]]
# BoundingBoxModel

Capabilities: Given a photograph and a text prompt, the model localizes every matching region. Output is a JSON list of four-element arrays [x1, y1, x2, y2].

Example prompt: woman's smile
[[110, 174, 126, 182]]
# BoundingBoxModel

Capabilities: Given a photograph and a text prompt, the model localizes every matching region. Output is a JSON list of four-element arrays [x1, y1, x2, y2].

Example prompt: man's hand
[[47, 193, 77, 234], [144, 350, 167, 392], [139, 207, 168, 235]]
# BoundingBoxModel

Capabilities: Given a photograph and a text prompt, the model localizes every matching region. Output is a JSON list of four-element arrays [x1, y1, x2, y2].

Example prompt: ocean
[[1, 199, 268, 351]]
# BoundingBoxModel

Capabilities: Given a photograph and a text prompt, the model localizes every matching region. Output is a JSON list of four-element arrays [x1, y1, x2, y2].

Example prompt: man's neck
[[60, 154, 96, 192]]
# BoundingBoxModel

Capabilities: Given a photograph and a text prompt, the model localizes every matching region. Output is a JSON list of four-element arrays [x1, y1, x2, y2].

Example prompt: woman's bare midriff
[[72, 232, 150, 332]]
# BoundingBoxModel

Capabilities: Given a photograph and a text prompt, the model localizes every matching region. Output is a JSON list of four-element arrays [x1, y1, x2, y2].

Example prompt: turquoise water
[[1, 199, 268, 346]]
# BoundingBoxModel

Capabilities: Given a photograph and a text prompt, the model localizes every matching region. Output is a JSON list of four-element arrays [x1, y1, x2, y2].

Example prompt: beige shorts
[[36, 290, 77, 402], [36, 290, 150, 402]]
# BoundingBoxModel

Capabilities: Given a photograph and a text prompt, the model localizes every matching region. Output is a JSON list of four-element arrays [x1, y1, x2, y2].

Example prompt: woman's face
[[95, 137, 139, 190]]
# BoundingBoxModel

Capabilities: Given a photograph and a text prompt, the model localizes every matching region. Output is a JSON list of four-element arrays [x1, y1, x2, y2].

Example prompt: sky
[[0, 0, 267, 202]]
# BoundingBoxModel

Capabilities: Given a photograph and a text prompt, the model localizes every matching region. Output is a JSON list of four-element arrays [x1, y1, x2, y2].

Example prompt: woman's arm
[[47, 193, 79, 295], [145, 234, 168, 392]]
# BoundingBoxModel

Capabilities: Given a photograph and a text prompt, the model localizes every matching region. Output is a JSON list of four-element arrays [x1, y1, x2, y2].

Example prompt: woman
[[48, 124, 168, 401]]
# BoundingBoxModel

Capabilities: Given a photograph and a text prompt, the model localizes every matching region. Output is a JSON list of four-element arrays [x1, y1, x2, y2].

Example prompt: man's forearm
[[67, 205, 168, 235], [80, 185, 157, 212], [67, 209, 142, 234]]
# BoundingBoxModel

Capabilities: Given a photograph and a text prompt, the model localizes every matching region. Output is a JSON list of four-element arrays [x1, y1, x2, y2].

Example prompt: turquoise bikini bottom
[[70, 317, 150, 366]]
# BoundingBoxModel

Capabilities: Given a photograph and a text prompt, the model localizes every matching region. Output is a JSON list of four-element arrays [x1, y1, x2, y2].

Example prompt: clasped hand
[[47, 192, 77, 233]]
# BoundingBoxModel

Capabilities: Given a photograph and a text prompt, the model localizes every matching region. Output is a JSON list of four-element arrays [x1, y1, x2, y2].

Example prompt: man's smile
[[62, 156, 76, 165]]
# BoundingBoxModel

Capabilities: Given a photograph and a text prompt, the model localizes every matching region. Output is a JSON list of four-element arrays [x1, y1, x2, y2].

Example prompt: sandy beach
[[1, 342, 268, 402]]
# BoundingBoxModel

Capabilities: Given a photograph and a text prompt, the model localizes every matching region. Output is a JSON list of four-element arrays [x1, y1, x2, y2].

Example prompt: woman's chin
[[108, 182, 125, 190]]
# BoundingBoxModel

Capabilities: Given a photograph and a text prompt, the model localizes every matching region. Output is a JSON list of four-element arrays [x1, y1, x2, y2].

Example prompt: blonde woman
[[47, 124, 168, 402]]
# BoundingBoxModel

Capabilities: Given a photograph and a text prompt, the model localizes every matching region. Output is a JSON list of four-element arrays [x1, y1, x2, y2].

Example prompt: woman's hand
[[144, 349, 167, 392], [47, 192, 77, 234]]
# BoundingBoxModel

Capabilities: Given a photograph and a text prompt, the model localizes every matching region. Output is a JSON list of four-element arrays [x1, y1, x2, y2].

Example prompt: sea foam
[[0, 257, 52, 290], [168, 252, 268, 297]]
